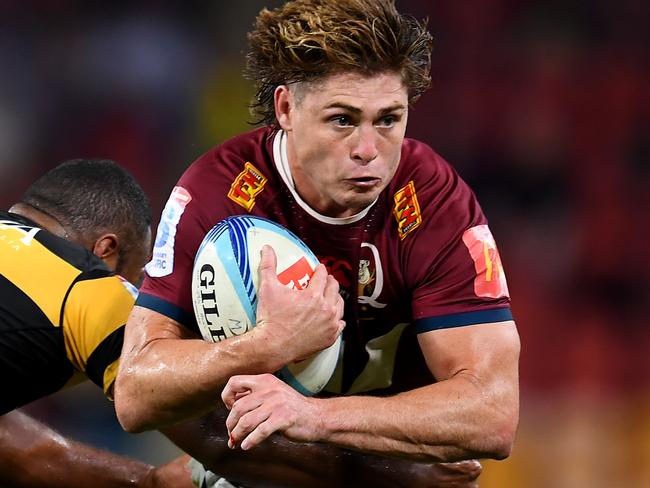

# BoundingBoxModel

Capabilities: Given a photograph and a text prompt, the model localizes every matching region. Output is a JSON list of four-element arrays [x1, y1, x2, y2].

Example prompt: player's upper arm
[[417, 320, 520, 384], [418, 320, 520, 457]]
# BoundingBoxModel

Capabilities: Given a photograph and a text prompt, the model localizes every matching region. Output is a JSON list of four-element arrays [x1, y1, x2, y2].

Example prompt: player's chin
[[346, 190, 381, 209]]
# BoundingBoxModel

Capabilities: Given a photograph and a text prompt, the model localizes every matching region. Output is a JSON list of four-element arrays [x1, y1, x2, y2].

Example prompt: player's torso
[[271, 200, 432, 396], [212, 129, 434, 396]]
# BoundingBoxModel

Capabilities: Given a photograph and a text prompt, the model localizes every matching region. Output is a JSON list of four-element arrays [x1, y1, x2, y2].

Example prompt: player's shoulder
[[0, 211, 110, 277], [171, 127, 279, 216], [397, 137, 457, 182], [184, 126, 276, 179], [391, 137, 473, 201], [387, 139, 484, 241]]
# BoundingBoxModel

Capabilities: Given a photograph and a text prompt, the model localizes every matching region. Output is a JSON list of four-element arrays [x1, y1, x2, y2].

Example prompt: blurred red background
[[1, 1, 647, 486]]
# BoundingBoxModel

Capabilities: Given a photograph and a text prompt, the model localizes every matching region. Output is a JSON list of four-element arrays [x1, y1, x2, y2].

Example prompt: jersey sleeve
[[137, 148, 248, 332], [400, 145, 512, 333], [62, 273, 136, 398]]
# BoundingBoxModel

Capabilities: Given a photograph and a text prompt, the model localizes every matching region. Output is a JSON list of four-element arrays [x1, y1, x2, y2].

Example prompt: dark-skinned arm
[[0, 409, 195, 488], [162, 408, 482, 488]]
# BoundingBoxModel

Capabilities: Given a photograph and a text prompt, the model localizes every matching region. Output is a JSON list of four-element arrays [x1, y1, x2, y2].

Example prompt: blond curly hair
[[246, 0, 433, 125]]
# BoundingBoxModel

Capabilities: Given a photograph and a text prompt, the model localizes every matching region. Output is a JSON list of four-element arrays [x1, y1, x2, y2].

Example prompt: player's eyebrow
[[378, 104, 407, 115], [324, 102, 406, 114]]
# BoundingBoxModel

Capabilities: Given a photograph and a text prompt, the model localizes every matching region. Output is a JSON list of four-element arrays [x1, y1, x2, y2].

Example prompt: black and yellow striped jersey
[[0, 211, 137, 414]]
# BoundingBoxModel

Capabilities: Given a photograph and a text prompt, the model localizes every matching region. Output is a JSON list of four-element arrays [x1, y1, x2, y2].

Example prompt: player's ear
[[92, 233, 119, 270], [274, 85, 293, 131]]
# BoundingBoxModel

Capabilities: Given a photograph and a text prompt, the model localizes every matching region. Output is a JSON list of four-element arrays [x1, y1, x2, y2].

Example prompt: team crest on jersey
[[393, 180, 422, 240], [462, 225, 509, 299], [146, 186, 192, 278], [358, 260, 374, 294], [357, 243, 386, 309], [227, 162, 267, 212]]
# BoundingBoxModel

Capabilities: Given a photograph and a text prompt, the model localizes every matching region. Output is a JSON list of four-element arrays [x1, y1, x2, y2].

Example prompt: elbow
[[480, 410, 519, 460], [115, 403, 152, 434], [115, 406, 149, 434], [485, 428, 516, 460], [113, 375, 153, 434]]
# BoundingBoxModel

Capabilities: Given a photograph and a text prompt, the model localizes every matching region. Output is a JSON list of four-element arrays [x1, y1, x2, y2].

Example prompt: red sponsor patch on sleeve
[[462, 225, 509, 299]]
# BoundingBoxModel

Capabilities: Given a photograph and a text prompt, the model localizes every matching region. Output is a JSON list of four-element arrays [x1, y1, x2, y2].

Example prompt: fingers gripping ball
[[191, 215, 341, 395]]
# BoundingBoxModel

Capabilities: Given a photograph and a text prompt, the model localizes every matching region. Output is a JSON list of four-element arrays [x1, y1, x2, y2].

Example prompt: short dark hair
[[246, 0, 433, 126], [22, 159, 151, 260]]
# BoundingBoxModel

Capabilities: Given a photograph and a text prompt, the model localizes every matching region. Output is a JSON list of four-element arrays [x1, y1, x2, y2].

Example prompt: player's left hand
[[222, 373, 321, 450]]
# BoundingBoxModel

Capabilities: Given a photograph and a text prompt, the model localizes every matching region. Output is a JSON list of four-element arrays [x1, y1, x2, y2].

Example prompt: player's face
[[277, 71, 408, 218], [116, 227, 152, 288]]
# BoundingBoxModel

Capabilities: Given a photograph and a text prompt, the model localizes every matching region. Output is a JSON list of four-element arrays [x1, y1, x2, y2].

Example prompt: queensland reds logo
[[358, 243, 387, 309], [276, 257, 313, 290]]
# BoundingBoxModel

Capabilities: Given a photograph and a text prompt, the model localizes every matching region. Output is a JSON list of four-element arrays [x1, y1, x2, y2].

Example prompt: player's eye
[[331, 115, 352, 127], [376, 115, 396, 128]]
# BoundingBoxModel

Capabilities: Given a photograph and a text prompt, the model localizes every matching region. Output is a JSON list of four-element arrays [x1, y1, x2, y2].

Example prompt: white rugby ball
[[191, 215, 341, 396]]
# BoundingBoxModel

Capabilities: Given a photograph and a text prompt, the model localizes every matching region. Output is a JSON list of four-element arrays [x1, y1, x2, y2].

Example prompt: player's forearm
[[0, 410, 158, 488], [116, 307, 288, 432], [315, 376, 518, 462]]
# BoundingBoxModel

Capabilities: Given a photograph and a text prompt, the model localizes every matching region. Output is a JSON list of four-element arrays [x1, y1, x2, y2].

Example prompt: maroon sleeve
[[136, 129, 276, 331], [396, 142, 512, 331]]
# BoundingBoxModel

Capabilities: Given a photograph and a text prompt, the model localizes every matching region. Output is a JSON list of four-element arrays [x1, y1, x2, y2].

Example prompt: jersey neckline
[[272, 130, 378, 226]]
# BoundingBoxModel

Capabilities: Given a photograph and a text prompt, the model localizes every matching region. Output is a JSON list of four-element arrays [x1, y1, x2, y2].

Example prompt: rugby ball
[[191, 215, 341, 396]]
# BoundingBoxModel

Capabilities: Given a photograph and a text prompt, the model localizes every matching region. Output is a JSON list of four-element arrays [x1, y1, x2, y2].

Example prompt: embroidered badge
[[227, 162, 268, 212], [393, 180, 422, 240]]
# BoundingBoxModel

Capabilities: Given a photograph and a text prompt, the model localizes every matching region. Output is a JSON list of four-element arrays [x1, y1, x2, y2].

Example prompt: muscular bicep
[[417, 320, 520, 385]]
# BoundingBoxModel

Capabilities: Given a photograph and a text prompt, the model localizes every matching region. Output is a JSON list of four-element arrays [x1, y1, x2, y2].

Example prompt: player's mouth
[[346, 177, 381, 189]]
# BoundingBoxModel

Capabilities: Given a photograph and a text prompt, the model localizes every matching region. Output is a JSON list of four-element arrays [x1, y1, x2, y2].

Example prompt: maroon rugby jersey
[[139, 127, 512, 395]]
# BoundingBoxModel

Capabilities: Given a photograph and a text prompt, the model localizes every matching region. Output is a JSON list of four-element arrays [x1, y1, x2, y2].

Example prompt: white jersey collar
[[272, 130, 376, 225]]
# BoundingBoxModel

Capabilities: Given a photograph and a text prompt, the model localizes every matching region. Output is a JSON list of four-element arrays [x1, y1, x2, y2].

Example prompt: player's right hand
[[254, 245, 345, 364]]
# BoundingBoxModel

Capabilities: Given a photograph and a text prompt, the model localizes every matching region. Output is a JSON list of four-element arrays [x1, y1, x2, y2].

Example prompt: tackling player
[[0, 159, 195, 488]]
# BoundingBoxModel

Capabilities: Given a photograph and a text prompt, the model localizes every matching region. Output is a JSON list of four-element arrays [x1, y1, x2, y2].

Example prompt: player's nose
[[350, 125, 378, 164]]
